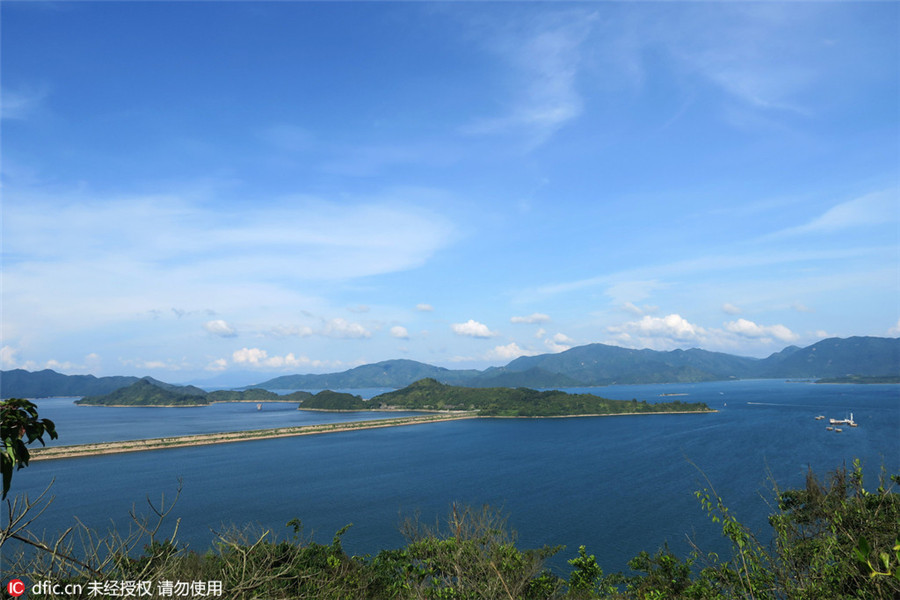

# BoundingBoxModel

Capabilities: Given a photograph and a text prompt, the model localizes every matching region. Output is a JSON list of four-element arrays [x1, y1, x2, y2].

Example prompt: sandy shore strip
[[29, 413, 478, 462]]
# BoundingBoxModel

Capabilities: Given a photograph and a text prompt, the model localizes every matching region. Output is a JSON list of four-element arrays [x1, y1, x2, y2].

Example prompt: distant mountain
[[252, 359, 482, 390], [0, 369, 140, 399], [470, 367, 585, 388], [4, 336, 898, 398], [495, 343, 761, 385], [756, 336, 900, 378]]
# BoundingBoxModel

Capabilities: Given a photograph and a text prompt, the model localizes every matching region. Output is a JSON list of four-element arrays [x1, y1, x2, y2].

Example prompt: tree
[[1, 398, 57, 499]]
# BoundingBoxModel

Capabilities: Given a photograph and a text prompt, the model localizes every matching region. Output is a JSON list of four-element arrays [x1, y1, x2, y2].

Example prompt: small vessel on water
[[257, 403, 262, 411], [829, 413, 857, 427], [834, 428, 843, 433], [826, 426, 834, 431], [815, 415, 825, 420]]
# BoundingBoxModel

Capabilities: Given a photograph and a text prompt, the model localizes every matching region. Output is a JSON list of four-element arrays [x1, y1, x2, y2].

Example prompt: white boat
[[829, 413, 857, 427], [257, 403, 262, 411], [815, 415, 825, 420]]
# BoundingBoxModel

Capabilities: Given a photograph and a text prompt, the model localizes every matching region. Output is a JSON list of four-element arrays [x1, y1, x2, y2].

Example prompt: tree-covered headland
[[365, 378, 711, 417]]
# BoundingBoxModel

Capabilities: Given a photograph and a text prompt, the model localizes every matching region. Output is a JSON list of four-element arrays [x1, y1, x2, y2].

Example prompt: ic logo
[[6, 579, 25, 597]]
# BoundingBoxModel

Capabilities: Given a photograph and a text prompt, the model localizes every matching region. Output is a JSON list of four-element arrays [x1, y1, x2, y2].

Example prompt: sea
[[8, 380, 900, 576]]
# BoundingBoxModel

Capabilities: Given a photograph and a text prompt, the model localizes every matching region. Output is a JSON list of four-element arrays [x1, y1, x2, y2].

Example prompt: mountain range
[[2, 336, 898, 398]]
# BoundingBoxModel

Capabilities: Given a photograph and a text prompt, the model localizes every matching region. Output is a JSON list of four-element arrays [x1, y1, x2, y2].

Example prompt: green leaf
[[1, 462, 11, 500]]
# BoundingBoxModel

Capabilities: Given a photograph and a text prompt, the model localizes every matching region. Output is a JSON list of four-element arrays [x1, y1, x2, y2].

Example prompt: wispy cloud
[[322, 318, 372, 339], [511, 313, 550, 324], [463, 10, 595, 148], [1, 186, 456, 338], [770, 189, 899, 238], [204, 319, 237, 338], [1, 85, 49, 120]]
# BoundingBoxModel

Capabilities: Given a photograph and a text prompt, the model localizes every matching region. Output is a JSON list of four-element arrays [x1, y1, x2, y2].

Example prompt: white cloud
[[322, 318, 372, 339], [390, 326, 410, 339], [510, 313, 550, 324], [1, 345, 20, 368], [609, 314, 707, 349], [416, 303, 434, 312], [544, 333, 575, 353], [232, 347, 270, 365], [487, 342, 538, 361], [204, 319, 237, 337], [888, 319, 900, 336], [722, 303, 742, 315], [724, 318, 798, 343], [207, 358, 228, 371], [140, 361, 169, 370], [451, 319, 497, 338], [231, 347, 328, 370], [535, 328, 547, 339]]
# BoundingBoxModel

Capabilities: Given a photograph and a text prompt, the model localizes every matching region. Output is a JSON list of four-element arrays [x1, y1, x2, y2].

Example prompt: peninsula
[[29, 413, 478, 461]]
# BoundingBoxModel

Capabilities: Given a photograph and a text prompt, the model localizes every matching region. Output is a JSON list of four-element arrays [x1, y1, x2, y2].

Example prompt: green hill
[[298, 390, 369, 410], [76, 379, 211, 406], [369, 378, 712, 417], [76, 381, 309, 406]]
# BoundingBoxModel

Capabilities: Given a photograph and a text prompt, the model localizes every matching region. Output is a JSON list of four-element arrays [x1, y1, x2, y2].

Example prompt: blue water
[[9, 380, 900, 575], [27, 399, 420, 446]]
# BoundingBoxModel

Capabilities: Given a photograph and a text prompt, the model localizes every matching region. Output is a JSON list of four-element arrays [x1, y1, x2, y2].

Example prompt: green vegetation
[[76, 380, 313, 406], [816, 375, 900, 384], [299, 390, 370, 410], [0, 398, 57, 499], [368, 379, 711, 417]]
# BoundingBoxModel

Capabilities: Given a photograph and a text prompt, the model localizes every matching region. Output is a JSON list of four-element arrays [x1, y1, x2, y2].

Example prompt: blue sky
[[2, 1, 898, 384]]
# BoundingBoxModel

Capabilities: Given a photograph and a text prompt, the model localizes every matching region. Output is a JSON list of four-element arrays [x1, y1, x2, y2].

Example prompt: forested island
[[75, 378, 314, 406], [362, 378, 711, 417]]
